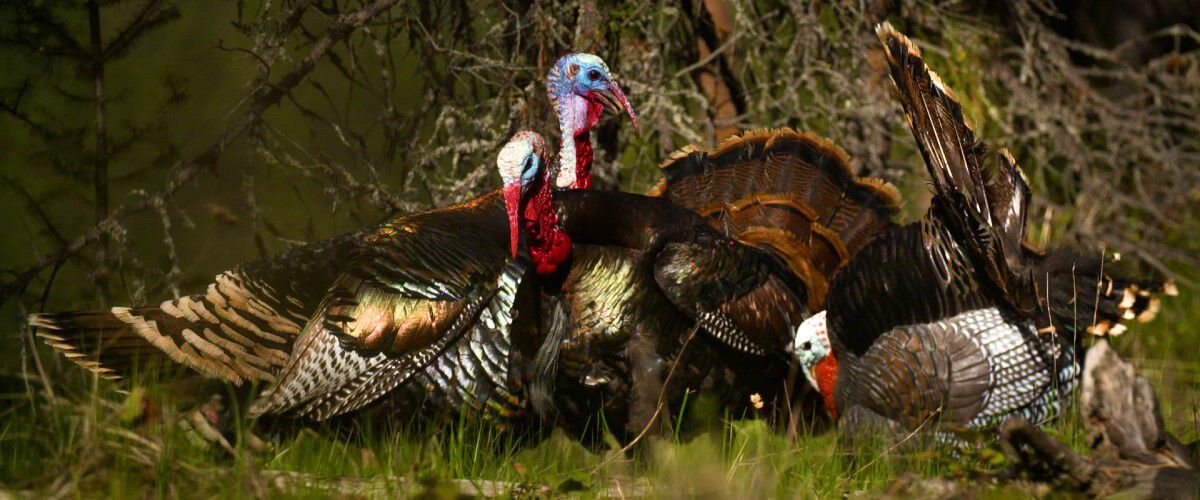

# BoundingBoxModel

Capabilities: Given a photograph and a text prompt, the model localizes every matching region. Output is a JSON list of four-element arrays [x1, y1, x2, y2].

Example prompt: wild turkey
[[531, 129, 901, 444], [789, 23, 1169, 439], [29, 54, 637, 422]]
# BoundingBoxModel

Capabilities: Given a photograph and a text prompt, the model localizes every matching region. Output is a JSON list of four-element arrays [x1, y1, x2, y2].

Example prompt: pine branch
[[101, 0, 182, 63], [1, 0, 404, 306]]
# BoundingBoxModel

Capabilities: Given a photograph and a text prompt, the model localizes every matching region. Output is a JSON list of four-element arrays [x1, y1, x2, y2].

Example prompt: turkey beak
[[799, 364, 819, 394], [595, 82, 639, 133], [503, 183, 521, 258]]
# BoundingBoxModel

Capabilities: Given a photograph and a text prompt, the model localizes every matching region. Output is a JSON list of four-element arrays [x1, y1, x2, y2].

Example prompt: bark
[[689, 0, 743, 142]]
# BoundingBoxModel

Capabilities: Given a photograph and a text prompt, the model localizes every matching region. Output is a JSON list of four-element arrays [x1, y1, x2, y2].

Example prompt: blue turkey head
[[547, 53, 639, 136]]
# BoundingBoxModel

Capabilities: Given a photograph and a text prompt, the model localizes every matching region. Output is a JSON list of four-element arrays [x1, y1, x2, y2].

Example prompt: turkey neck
[[814, 354, 840, 419], [521, 172, 571, 275], [556, 99, 605, 190]]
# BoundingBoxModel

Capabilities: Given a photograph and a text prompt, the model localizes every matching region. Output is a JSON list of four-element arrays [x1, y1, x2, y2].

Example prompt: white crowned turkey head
[[792, 310, 840, 418], [498, 131, 548, 258]]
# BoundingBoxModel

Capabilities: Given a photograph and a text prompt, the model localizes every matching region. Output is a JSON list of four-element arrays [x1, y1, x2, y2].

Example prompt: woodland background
[[0, 0, 1198, 496]]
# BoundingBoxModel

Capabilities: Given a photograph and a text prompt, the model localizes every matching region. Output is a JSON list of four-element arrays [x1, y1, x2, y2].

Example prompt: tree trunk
[[692, 0, 743, 142], [88, 0, 110, 301]]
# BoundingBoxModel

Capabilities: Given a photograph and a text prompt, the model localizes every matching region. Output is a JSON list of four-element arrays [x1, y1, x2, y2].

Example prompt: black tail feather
[[1030, 248, 1169, 340]]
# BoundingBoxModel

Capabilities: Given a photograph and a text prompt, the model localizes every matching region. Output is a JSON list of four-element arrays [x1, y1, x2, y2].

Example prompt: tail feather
[[878, 22, 1173, 331], [1030, 248, 1170, 339], [32, 309, 168, 379], [878, 22, 1039, 310], [985, 150, 1032, 267], [877, 23, 993, 228], [650, 128, 900, 309], [29, 271, 302, 385]]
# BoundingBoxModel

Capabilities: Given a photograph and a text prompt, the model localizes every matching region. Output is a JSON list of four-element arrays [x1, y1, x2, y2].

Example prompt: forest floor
[[1, 292, 1197, 498]]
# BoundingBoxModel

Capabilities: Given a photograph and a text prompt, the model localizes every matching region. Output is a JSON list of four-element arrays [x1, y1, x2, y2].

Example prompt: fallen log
[[999, 340, 1198, 498]]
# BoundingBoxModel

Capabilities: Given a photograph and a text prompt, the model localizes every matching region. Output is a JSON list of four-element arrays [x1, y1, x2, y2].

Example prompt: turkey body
[[825, 218, 1079, 432], [534, 129, 902, 444], [536, 191, 798, 444], [544, 244, 700, 442]]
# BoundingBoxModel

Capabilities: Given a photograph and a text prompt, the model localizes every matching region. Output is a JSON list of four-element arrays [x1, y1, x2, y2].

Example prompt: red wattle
[[520, 173, 573, 276], [531, 232, 572, 276], [567, 100, 604, 190], [573, 130, 594, 190], [814, 354, 840, 419], [585, 99, 606, 130]]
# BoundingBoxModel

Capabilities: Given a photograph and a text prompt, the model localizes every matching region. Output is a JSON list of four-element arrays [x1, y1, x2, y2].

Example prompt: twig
[[672, 30, 744, 80]]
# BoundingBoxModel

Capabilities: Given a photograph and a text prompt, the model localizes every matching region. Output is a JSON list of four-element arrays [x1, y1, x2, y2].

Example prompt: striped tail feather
[[649, 128, 901, 309], [31, 310, 167, 379], [29, 269, 306, 385]]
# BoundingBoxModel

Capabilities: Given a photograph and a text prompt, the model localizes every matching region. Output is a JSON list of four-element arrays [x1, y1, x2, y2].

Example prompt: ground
[[1, 289, 1196, 498]]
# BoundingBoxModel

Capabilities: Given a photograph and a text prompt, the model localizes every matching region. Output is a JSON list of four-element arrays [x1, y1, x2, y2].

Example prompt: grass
[[1, 285, 1196, 498], [0, 361, 956, 498], [0, 377, 842, 496]]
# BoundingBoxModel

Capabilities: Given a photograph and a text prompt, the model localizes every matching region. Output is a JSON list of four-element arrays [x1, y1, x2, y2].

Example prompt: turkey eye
[[587, 69, 602, 81], [801, 341, 812, 351]]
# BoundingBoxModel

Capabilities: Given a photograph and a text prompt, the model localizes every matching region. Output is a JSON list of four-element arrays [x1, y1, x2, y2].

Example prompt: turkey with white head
[[790, 23, 1169, 439]]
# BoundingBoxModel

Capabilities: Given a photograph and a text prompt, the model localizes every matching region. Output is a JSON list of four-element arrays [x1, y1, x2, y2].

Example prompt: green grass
[[0, 360, 950, 498], [2, 291, 1196, 497]]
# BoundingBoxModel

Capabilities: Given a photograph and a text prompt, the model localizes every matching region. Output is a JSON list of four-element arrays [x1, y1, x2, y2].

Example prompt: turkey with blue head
[[29, 54, 638, 427], [789, 23, 1170, 444]]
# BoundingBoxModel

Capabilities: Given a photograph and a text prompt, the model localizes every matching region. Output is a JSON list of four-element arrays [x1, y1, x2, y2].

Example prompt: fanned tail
[[650, 128, 901, 309]]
